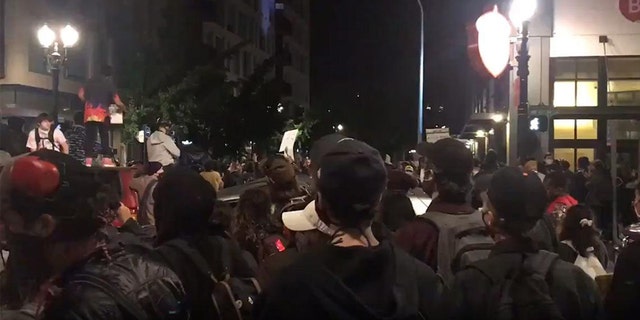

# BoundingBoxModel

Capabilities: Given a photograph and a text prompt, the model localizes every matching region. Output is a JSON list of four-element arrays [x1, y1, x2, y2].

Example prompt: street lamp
[[37, 23, 79, 123], [509, 0, 536, 159], [415, 0, 425, 144], [336, 124, 344, 132]]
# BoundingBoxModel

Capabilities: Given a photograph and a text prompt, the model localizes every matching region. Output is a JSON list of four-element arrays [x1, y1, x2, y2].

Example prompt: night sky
[[310, 0, 493, 152]]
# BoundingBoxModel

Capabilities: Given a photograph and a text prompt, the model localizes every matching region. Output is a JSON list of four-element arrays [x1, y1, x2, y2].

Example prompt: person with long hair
[[233, 188, 284, 262], [557, 204, 608, 272]]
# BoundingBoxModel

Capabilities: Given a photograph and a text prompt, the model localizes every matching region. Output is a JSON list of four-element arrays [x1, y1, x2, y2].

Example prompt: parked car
[[215, 175, 432, 217]]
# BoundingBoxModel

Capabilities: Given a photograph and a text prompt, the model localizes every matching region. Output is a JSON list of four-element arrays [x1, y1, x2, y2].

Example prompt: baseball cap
[[262, 155, 296, 185], [310, 133, 350, 167], [317, 139, 387, 224], [282, 200, 337, 235], [488, 167, 548, 228]]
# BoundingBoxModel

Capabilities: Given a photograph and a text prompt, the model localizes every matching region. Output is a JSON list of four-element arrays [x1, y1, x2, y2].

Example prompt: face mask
[[545, 159, 553, 165]]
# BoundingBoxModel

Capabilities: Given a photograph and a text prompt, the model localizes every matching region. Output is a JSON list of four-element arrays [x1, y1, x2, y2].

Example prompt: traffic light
[[529, 115, 548, 132]]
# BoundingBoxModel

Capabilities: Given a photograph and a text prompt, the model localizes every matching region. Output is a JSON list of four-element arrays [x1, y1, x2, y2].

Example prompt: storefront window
[[553, 119, 576, 139], [554, 148, 575, 169], [608, 57, 640, 106], [576, 119, 598, 139], [553, 119, 598, 140], [576, 149, 595, 164], [553, 148, 595, 171], [552, 58, 598, 107]]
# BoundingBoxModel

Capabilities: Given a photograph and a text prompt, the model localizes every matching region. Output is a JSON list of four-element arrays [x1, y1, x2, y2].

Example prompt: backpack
[[471, 251, 565, 320], [526, 215, 559, 252], [33, 129, 57, 151], [421, 210, 494, 284], [560, 240, 607, 279], [157, 237, 261, 320]]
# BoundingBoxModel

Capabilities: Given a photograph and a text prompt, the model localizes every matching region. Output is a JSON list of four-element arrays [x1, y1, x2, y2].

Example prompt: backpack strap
[[212, 236, 232, 279], [524, 250, 559, 277], [33, 129, 58, 151], [161, 239, 220, 283], [69, 273, 149, 320], [34, 129, 41, 148]]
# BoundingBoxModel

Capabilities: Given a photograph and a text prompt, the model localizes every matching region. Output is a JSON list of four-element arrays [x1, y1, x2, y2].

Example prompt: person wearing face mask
[[605, 183, 640, 319], [445, 167, 603, 320], [255, 139, 444, 320], [0, 151, 188, 320]]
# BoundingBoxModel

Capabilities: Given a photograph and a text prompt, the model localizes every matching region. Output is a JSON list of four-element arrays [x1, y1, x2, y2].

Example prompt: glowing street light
[[60, 24, 80, 48], [336, 124, 344, 132], [509, 0, 537, 28], [36, 23, 80, 123], [37, 24, 56, 48]]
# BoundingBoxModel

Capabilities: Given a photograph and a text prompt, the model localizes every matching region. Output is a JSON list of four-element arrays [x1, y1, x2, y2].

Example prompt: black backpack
[[33, 129, 57, 151], [470, 251, 565, 320], [157, 237, 261, 320]]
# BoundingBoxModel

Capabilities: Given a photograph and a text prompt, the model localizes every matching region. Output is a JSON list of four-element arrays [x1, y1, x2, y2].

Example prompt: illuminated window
[[608, 58, 640, 106], [553, 148, 594, 171], [554, 119, 575, 139], [552, 58, 598, 107], [554, 119, 598, 140], [553, 82, 575, 107], [576, 119, 598, 139], [576, 149, 595, 165], [608, 80, 640, 106]]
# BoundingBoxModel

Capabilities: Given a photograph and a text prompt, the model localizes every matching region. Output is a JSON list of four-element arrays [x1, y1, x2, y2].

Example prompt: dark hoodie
[[255, 240, 444, 320]]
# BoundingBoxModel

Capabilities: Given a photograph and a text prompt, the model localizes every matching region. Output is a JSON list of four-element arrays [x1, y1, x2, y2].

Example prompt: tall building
[[202, 0, 310, 109], [524, 0, 640, 169], [0, 0, 100, 122]]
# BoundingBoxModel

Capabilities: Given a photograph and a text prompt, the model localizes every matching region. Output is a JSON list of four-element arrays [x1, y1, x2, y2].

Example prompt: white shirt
[[26, 128, 67, 152]]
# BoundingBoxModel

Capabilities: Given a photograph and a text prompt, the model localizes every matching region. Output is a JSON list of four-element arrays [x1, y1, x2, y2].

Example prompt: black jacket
[[41, 234, 188, 320], [255, 240, 445, 320], [605, 241, 640, 319], [445, 237, 604, 320]]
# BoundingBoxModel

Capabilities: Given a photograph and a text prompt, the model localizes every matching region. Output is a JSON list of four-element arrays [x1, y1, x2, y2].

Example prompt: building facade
[[0, 0, 101, 122], [526, 0, 640, 169], [202, 0, 310, 109]]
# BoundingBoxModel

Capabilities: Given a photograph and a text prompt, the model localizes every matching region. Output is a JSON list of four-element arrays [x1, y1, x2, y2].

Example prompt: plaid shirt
[[66, 125, 86, 162]]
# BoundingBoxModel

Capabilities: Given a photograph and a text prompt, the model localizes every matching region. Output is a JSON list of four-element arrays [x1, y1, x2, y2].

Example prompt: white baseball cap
[[281, 201, 337, 236]]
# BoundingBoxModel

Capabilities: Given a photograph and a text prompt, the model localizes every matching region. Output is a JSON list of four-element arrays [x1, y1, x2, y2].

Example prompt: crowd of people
[[1, 133, 640, 320]]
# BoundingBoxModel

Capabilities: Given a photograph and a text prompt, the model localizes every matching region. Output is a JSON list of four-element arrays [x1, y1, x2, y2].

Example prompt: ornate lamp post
[[37, 24, 79, 123], [509, 0, 537, 159]]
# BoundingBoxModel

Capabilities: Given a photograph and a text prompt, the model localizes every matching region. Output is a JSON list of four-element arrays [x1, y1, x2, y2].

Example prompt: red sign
[[620, 0, 640, 22]]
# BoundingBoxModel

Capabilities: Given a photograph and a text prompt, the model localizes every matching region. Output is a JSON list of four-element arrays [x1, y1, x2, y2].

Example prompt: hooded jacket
[[255, 240, 445, 320], [147, 131, 180, 167]]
